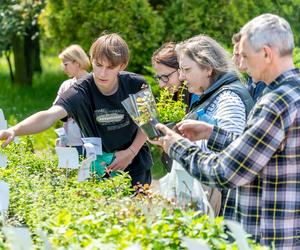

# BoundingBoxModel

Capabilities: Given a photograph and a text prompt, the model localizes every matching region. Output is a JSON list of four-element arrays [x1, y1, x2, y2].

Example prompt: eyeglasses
[[154, 69, 178, 83]]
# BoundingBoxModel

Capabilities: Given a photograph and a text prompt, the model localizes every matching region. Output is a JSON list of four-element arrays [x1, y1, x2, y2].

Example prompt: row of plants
[[0, 139, 268, 249]]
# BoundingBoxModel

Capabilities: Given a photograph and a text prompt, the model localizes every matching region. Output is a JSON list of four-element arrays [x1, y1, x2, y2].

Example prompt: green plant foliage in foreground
[[0, 140, 267, 249]]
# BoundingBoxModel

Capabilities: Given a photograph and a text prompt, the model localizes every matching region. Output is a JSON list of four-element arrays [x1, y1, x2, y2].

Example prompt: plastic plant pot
[[140, 121, 162, 140]]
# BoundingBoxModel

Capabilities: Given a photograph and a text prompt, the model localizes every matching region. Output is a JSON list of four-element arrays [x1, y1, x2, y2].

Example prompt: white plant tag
[[13, 136, 20, 144], [2, 226, 33, 250], [125, 244, 142, 250], [78, 156, 94, 182], [0, 181, 9, 211], [82, 137, 102, 155], [0, 120, 7, 130], [54, 127, 66, 137], [83, 143, 97, 159], [225, 220, 250, 250], [55, 147, 79, 169], [181, 237, 210, 250], [0, 152, 7, 168], [0, 109, 5, 121], [37, 229, 52, 250]]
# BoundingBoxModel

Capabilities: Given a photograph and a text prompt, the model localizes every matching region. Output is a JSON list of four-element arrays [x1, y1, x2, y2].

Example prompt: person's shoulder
[[260, 83, 300, 115], [58, 78, 76, 92], [75, 73, 93, 87], [215, 89, 244, 103], [119, 71, 146, 84]]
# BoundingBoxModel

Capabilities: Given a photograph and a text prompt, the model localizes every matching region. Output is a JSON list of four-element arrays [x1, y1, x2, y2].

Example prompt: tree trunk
[[11, 23, 42, 86], [12, 35, 32, 85], [4, 50, 14, 83], [30, 24, 42, 73]]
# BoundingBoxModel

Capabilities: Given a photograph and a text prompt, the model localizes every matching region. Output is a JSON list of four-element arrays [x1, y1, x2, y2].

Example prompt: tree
[[0, 0, 45, 85], [40, 0, 165, 74]]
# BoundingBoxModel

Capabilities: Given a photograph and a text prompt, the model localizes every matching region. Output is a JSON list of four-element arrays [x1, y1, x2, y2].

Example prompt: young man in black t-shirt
[[0, 33, 153, 185]]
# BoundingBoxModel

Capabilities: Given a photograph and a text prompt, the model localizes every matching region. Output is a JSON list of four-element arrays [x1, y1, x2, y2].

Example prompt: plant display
[[156, 85, 188, 123], [0, 139, 268, 249]]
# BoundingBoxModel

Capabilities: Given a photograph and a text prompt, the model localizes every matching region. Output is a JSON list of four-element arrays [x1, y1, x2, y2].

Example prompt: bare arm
[[0, 105, 67, 147]]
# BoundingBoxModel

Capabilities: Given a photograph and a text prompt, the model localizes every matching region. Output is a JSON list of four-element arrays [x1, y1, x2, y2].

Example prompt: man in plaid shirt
[[153, 14, 300, 249]]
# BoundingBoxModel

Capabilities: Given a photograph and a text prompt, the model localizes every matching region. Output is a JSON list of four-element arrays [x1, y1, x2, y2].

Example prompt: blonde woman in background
[[54, 44, 90, 155]]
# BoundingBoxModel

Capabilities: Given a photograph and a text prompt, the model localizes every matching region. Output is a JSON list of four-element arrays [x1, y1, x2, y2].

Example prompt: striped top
[[196, 89, 246, 152], [169, 68, 300, 249]]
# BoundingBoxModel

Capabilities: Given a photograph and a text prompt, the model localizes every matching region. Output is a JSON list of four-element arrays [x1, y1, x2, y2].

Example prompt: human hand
[[148, 123, 184, 153], [174, 119, 213, 141], [0, 129, 16, 148], [107, 148, 135, 171]]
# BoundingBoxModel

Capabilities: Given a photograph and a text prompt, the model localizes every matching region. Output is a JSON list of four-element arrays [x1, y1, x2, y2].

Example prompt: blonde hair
[[89, 33, 129, 68], [176, 34, 237, 82], [59, 44, 90, 70]]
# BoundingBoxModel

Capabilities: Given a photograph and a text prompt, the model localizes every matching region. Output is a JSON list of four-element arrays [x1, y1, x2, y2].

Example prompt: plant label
[[0, 153, 7, 168], [0, 181, 9, 211], [181, 237, 210, 250], [54, 127, 68, 146], [0, 120, 7, 130], [2, 226, 33, 250], [225, 220, 250, 250], [54, 127, 66, 137], [37, 229, 52, 250], [13, 137, 20, 144], [83, 143, 97, 159], [55, 147, 79, 169], [78, 156, 94, 182], [82, 137, 102, 155]]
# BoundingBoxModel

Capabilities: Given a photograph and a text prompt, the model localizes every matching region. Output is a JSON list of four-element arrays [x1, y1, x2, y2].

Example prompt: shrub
[[40, 0, 165, 74]]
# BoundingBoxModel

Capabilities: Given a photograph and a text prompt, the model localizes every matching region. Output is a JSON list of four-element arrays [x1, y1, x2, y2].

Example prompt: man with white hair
[[153, 14, 300, 249]]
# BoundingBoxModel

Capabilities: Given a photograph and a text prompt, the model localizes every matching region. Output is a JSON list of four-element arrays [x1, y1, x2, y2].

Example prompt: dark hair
[[151, 42, 179, 69], [231, 32, 241, 44]]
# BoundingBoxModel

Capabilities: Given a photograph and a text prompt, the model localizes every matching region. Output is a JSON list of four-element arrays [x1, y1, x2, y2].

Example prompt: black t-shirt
[[54, 71, 153, 172]]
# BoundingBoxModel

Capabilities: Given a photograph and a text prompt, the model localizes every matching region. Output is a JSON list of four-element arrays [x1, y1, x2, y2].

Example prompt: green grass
[[0, 56, 65, 153], [0, 55, 166, 178]]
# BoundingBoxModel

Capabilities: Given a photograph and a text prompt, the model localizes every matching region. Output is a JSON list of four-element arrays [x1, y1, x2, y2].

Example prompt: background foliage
[[40, 0, 300, 74], [40, 0, 165, 74]]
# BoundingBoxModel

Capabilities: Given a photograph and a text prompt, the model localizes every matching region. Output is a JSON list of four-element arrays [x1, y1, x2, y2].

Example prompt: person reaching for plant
[[0, 33, 153, 186]]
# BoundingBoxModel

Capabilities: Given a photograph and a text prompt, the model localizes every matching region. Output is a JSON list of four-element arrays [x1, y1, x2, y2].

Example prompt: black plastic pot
[[140, 122, 162, 140]]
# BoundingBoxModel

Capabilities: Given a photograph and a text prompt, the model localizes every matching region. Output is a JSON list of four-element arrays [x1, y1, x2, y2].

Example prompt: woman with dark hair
[[152, 42, 199, 108]]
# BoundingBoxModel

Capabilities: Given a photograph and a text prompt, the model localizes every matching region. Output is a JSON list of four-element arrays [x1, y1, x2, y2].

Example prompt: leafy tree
[[162, 0, 300, 48], [41, 0, 165, 74], [0, 0, 45, 85]]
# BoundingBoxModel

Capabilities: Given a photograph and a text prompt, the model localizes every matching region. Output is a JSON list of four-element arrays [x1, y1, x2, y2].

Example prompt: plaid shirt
[[169, 68, 300, 249]]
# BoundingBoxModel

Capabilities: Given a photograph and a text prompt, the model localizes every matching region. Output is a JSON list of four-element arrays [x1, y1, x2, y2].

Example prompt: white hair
[[240, 13, 294, 56]]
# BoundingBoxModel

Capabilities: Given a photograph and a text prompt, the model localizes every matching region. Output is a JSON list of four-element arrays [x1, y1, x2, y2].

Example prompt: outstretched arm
[[0, 105, 68, 147]]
